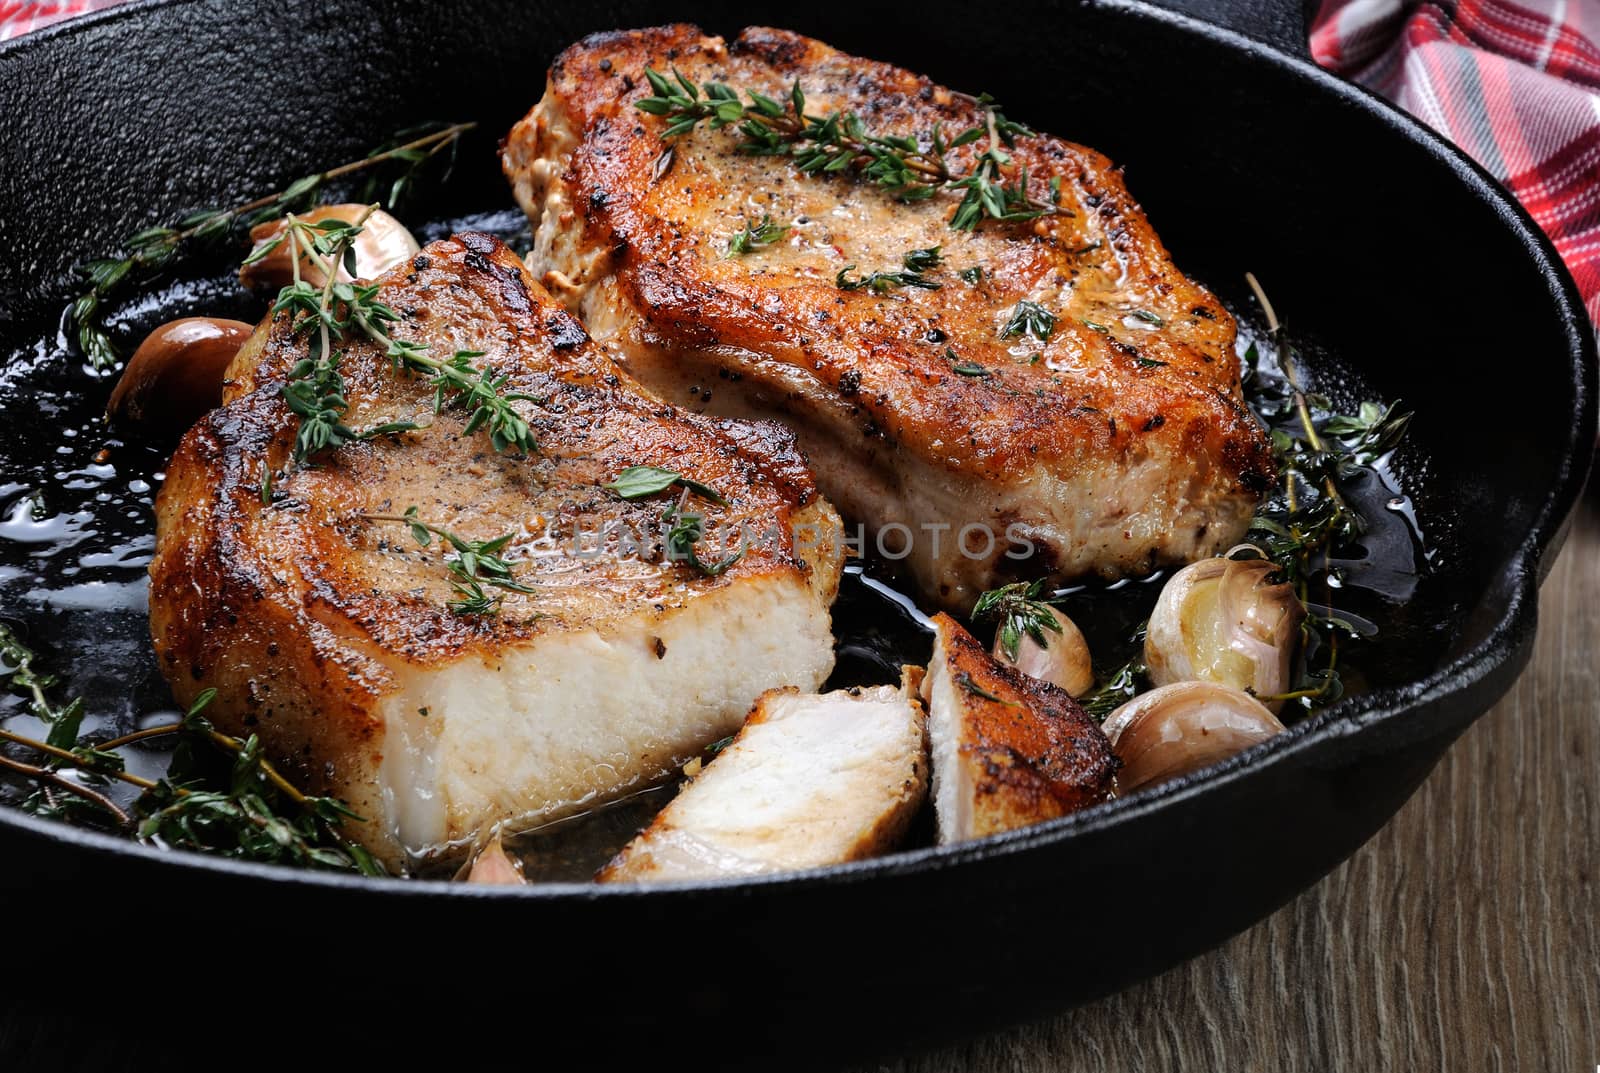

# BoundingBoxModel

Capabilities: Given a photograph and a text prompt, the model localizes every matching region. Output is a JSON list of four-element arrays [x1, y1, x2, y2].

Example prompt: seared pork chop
[[922, 614, 1116, 842], [599, 674, 928, 882], [504, 24, 1274, 612], [149, 232, 843, 869]]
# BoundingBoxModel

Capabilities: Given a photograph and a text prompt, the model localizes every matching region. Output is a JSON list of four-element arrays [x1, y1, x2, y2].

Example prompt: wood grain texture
[[2, 498, 1594, 1072], [862, 487, 1600, 1072]]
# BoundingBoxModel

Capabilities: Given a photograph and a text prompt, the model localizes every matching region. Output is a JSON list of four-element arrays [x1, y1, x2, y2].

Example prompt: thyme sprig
[[637, 69, 1050, 232], [1242, 272, 1413, 710], [837, 247, 945, 294], [1002, 300, 1057, 341], [67, 122, 475, 372], [968, 582, 1150, 720], [0, 623, 380, 872], [972, 579, 1062, 662], [273, 212, 537, 464], [663, 491, 745, 577], [363, 507, 535, 617], [1242, 272, 1412, 594], [604, 465, 729, 505], [726, 214, 790, 256], [601, 467, 742, 576], [0, 620, 84, 751], [1080, 655, 1148, 721]]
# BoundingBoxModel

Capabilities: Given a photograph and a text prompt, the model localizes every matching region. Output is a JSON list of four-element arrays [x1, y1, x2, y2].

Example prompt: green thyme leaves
[[972, 579, 1062, 662], [282, 352, 361, 460], [1079, 656, 1148, 721], [604, 465, 729, 506], [66, 123, 473, 372], [379, 506, 535, 617], [1001, 300, 1056, 341], [901, 245, 944, 273], [943, 349, 990, 378], [602, 467, 742, 576], [837, 246, 946, 295], [0, 623, 380, 873], [1320, 400, 1413, 463], [726, 214, 790, 256], [662, 498, 744, 577], [272, 212, 535, 465], [1240, 271, 1416, 714], [636, 69, 1051, 232]]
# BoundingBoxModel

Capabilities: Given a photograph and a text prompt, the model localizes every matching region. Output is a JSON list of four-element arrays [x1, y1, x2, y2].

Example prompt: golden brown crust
[[931, 613, 1117, 833], [529, 24, 1274, 491], [149, 232, 841, 809]]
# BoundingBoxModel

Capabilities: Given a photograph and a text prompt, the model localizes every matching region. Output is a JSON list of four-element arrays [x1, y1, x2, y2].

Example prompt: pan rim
[[0, 0, 1592, 897]]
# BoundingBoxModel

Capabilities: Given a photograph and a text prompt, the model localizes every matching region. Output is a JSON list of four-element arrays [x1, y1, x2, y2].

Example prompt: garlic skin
[[462, 835, 527, 886], [238, 204, 420, 291], [992, 605, 1094, 697], [105, 317, 255, 429], [1144, 552, 1305, 712], [1101, 681, 1285, 793]]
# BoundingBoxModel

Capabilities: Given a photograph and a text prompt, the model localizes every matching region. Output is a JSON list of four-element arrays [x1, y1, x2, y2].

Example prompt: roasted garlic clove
[[1143, 551, 1305, 711], [1101, 680, 1285, 793], [462, 834, 527, 886], [105, 317, 255, 428], [238, 203, 419, 291], [992, 605, 1094, 697]]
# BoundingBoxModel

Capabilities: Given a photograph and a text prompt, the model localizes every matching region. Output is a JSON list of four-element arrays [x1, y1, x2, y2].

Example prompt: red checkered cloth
[[4, 1, 1597, 331], [1313, 0, 1600, 330], [0, 0, 123, 38]]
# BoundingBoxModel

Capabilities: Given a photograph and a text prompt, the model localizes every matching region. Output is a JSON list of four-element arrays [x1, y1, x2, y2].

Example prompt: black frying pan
[[0, 0, 1593, 1066]]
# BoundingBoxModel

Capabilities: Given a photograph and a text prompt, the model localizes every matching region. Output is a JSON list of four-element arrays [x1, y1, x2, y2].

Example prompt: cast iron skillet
[[0, 0, 1592, 1064]]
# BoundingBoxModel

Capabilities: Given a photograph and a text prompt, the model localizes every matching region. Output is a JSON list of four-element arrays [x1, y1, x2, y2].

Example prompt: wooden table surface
[[4, 488, 1595, 1071], [860, 481, 1600, 1072]]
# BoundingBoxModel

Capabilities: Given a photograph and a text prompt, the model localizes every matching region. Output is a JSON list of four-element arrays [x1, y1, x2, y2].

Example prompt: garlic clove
[[1101, 681, 1285, 793], [1143, 552, 1305, 712], [462, 834, 527, 885], [992, 605, 1094, 697], [238, 204, 420, 291], [105, 317, 255, 429]]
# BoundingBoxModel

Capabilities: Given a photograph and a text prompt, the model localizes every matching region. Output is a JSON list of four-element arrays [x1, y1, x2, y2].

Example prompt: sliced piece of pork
[[599, 675, 928, 882], [923, 614, 1116, 842]]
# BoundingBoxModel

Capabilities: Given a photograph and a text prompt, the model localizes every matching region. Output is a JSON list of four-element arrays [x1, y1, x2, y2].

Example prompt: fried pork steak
[[149, 233, 843, 868], [504, 24, 1274, 611]]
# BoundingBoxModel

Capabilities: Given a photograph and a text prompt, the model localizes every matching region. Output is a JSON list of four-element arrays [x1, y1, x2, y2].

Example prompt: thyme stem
[[636, 70, 1050, 231], [0, 753, 130, 824], [4, 687, 327, 815], [200, 728, 312, 806], [0, 727, 158, 791], [175, 127, 471, 254], [740, 108, 949, 181], [277, 223, 536, 462], [68, 122, 475, 371], [1247, 270, 1345, 517], [361, 509, 535, 615], [91, 724, 181, 752]]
